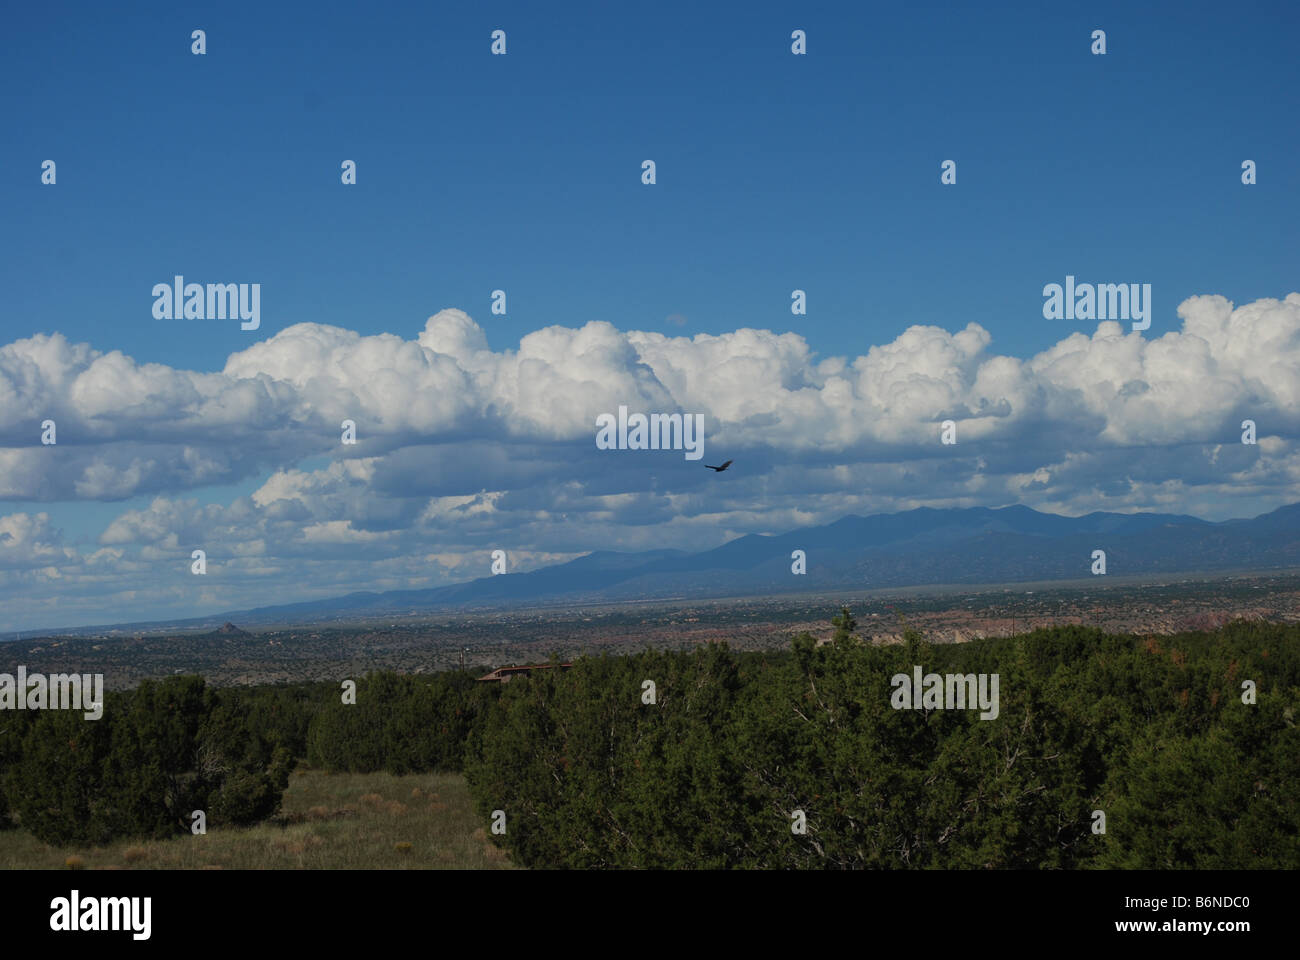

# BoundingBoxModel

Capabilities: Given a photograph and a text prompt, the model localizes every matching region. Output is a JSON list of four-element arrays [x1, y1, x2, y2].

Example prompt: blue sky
[[6, 1, 1296, 363], [1, 1, 1298, 629]]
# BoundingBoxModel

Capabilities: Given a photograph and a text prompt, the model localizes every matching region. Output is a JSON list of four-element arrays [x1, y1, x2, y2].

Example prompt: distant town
[[4, 571, 1296, 690]]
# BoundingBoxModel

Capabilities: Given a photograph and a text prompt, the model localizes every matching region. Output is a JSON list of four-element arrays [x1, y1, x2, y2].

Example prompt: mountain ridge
[[23, 502, 1300, 635]]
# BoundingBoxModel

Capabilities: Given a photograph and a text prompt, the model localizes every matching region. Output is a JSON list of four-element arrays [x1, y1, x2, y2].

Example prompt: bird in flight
[[705, 460, 733, 472]]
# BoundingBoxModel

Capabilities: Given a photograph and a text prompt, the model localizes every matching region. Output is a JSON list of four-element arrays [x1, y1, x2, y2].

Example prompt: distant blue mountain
[[223, 501, 1299, 623], [39, 502, 1300, 634]]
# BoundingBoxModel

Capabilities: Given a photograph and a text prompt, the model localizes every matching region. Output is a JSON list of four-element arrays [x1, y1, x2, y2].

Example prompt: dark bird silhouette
[[705, 460, 733, 472]]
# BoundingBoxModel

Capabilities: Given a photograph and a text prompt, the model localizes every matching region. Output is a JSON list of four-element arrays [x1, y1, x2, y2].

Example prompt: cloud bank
[[1, 292, 1297, 629]]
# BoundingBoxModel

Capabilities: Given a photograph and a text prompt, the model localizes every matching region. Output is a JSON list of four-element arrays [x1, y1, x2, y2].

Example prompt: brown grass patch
[[0, 769, 516, 871]]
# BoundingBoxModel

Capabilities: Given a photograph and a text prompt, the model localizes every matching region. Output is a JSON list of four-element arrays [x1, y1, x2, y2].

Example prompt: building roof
[[477, 663, 574, 682]]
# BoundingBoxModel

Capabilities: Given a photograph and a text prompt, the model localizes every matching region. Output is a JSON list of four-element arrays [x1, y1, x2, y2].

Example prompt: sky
[[1, 0, 1298, 630]]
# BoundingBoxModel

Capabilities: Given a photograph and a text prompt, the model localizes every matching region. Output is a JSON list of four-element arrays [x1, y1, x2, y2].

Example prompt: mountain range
[[38, 501, 1300, 635]]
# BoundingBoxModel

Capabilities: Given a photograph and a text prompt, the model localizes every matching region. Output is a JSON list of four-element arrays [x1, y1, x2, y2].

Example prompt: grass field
[[0, 767, 516, 870]]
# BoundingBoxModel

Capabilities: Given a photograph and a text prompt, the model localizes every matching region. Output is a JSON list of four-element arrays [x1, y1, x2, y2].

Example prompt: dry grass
[[0, 769, 516, 870]]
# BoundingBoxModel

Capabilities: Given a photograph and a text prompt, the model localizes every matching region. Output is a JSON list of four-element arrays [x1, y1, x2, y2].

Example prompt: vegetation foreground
[[0, 769, 514, 870], [0, 616, 1297, 869]]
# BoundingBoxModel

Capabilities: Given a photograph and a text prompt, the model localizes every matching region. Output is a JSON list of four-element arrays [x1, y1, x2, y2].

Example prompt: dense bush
[[3, 676, 306, 845], [305, 670, 489, 774], [461, 620, 1300, 869], [0, 708, 34, 830], [2, 618, 1295, 866]]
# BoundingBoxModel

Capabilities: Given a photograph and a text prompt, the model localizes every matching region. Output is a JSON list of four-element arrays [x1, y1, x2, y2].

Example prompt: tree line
[[0, 617, 1295, 868], [464, 618, 1299, 868]]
